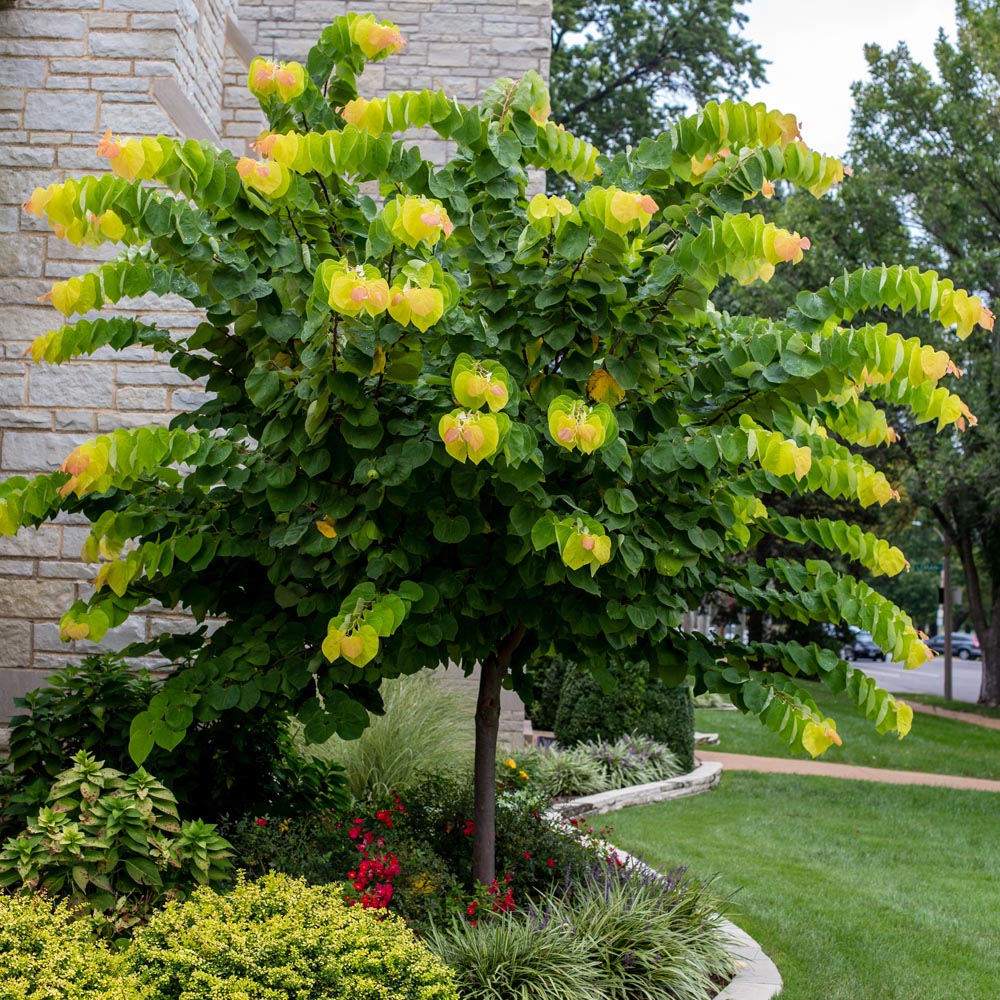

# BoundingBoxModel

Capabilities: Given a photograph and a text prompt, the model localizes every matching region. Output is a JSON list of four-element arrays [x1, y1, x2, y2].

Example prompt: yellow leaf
[[316, 517, 337, 539], [802, 719, 840, 758], [370, 345, 386, 375], [895, 701, 913, 739], [587, 368, 626, 406]]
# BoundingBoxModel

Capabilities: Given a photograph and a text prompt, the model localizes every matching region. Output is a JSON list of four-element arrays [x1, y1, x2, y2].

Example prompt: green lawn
[[697, 681, 1000, 779], [903, 693, 1000, 721], [610, 772, 1000, 1000]]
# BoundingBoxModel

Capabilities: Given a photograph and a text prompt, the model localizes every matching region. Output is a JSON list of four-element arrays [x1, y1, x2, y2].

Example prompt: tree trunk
[[951, 525, 1000, 705], [472, 623, 526, 887]]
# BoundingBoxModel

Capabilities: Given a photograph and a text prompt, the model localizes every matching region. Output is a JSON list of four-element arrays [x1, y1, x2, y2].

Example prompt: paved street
[[856, 655, 983, 704]]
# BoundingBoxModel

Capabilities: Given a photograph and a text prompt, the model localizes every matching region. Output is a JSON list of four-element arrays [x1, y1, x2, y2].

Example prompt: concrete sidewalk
[[697, 751, 1000, 793]]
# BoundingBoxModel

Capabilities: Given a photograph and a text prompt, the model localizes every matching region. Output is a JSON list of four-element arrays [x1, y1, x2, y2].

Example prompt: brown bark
[[950, 520, 1000, 705], [472, 623, 526, 887]]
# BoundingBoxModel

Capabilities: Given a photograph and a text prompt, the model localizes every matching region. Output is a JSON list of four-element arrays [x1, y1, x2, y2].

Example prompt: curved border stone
[[551, 762, 783, 1000], [714, 919, 783, 999], [550, 760, 723, 819]]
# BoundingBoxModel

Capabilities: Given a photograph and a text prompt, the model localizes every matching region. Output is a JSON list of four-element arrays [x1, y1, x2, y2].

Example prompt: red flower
[[522, 852, 531, 859], [467, 901, 479, 915], [375, 809, 393, 827], [462, 819, 474, 836], [348, 826, 361, 840], [255, 817, 268, 827], [547, 857, 556, 868]]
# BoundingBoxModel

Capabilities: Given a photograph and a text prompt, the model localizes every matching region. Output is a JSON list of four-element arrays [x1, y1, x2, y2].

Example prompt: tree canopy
[[4, 12, 989, 881], [550, 0, 765, 157]]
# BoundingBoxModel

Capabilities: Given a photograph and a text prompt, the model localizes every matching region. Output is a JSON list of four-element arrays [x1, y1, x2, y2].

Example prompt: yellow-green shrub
[[127, 872, 459, 1000], [0, 892, 148, 999]]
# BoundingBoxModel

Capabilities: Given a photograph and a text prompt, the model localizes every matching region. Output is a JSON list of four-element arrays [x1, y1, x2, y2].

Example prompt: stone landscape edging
[[550, 759, 724, 819], [550, 760, 783, 1000]]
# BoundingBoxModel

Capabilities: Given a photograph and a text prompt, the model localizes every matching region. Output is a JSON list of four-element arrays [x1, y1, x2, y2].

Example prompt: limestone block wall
[[0, 0, 550, 744]]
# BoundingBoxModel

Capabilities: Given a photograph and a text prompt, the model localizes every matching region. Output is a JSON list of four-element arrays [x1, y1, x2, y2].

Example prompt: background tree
[[3, 14, 983, 887], [550, 0, 765, 157]]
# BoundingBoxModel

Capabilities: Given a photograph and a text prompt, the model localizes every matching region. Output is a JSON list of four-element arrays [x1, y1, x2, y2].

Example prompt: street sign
[[913, 562, 943, 572]]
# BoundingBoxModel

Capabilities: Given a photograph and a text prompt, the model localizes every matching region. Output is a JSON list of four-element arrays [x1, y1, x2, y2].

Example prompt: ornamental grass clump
[[551, 860, 735, 1000], [427, 910, 605, 1000], [585, 732, 683, 789], [427, 859, 734, 1000], [126, 871, 459, 1000], [518, 742, 608, 798], [299, 673, 475, 801]]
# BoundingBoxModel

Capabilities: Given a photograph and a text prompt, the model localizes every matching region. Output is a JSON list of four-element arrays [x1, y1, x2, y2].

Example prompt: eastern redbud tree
[[8, 13, 992, 881]]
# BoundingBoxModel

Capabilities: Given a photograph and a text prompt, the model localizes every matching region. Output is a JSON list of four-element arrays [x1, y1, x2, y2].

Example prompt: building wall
[[0, 0, 550, 742]]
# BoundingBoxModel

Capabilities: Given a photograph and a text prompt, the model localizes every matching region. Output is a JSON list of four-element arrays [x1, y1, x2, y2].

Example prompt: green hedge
[[553, 661, 695, 772]]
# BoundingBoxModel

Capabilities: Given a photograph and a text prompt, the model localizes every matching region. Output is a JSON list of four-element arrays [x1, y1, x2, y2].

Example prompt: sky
[[739, 0, 957, 158]]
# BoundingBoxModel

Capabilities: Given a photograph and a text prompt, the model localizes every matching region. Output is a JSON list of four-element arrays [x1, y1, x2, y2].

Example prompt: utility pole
[[943, 538, 953, 702]]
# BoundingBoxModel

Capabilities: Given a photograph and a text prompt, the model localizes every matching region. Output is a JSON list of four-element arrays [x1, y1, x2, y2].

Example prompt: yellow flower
[[505, 758, 516, 769]]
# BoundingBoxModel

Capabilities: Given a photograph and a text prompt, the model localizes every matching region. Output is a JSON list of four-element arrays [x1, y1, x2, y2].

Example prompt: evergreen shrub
[[553, 660, 695, 770], [0, 892, 147, 999], [127, 872, 459, 1000]]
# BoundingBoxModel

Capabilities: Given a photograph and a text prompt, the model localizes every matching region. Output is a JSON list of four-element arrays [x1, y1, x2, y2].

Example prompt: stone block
[[0, 561, 34, 577], [131, 12, 183, 31], [0, 40, 86, 59], [29, 363, 115, 408], [33, 621, 67, 653], [0, 621, 32, 666], [0, 669, 58, 719], [0, 306, 59, 340], [54, 411, 96, 432], [117, 386, 168, 409], [97, 410, 169, 431], [38, 560, 93, 580], [0, 167, 60, 204], [0, 578, 76, 618], [0, 233, 45, 278], [93, 77, 149, 93], [0, 526, 60, 558], [0, 409, 52, 430], [0, 58, 46, 88], [92, 615, 148, 652], [60, 526, 91, 559], [87, 12, 130, 28], [118, 363, 190, 386], [102, 0, 190, 10], [0, 378, 25, 407], [2, 430, 91, 472], [0, 12, 86, 39], [24, 91, 98, 133], [0, 147, 53, 168], [99, 102, 175, 136], [13, 0, 99, 8], [89, 31, 178, 60]]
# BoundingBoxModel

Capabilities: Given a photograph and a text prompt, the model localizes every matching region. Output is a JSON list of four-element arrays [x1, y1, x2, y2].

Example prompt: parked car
[[842, 631, 886, 662], [927, 632, 981, 659]]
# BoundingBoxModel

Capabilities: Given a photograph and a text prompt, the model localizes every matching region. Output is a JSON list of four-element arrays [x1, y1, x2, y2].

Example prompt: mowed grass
[[610, 772, 1000, 1000], [903, 692, 1000, 721], [697, 681, 1000, 779]]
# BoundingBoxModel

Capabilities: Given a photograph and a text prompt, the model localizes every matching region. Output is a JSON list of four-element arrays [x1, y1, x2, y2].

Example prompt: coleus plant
[[7, 12, 993, 881]]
